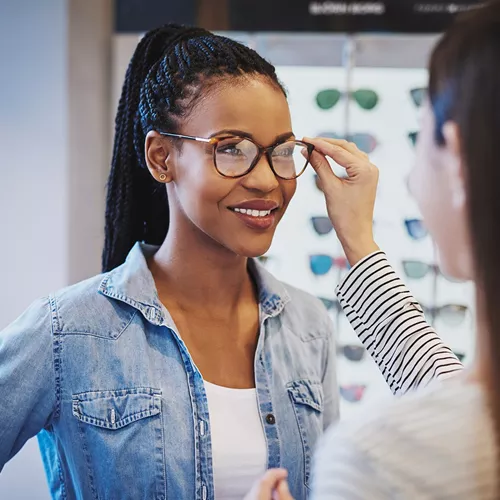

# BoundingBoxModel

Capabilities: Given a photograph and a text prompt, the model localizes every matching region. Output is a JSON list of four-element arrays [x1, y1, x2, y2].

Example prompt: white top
[[313, 377, 497, 499], [311, 252, 495, 499], [204, 380, 267, 500]]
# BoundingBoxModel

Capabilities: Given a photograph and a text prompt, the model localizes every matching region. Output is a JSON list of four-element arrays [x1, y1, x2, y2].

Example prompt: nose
[[242, 154, 280, 193]]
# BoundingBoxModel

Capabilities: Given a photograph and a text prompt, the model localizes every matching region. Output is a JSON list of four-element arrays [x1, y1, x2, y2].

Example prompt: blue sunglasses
[[404, 218, 428, 240], [310, 255, 350, 276]]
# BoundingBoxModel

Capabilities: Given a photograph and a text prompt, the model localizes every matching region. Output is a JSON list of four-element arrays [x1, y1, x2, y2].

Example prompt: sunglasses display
[[311, 216, 334, 236], [422, 304, 469, 326], [410, 87, 427, 107], [316, 89, 379, 111], [310, 255, 350, 276], [338, 344, 366, 363], [317, 131, 378, 154], [404, 218, 428, 240], [340, 384, 367, 403]]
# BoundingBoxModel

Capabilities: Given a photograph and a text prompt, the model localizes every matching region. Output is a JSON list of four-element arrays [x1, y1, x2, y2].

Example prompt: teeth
[[234, 208, 272, 217]]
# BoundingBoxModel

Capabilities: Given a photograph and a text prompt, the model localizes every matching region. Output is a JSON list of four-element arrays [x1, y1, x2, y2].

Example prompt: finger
[[306, 136, 369, 161], [306, 150, 343, 189], [276, 479, 294, 500], [252, 469, 288, 500], [319, 137, 370, 161], [305, 137, 373, 174]]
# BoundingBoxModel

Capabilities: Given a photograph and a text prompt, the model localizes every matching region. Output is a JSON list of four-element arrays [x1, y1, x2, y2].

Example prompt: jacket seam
[[49, 295, 63, 420]]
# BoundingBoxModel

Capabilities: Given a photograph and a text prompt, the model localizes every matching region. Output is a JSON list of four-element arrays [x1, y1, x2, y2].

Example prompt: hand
[[244, 469, 294, 500], [304, 137, 380, 266]]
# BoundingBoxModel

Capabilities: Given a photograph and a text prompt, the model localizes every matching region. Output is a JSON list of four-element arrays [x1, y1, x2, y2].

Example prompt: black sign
[[116, 0, 484, 33]]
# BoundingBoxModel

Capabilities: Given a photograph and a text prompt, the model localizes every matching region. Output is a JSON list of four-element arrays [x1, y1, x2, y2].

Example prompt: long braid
[[102, 24, 286, 272]]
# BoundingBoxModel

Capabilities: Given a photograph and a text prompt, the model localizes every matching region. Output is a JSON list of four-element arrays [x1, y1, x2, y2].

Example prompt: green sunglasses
[[316, 89, 379, 111]]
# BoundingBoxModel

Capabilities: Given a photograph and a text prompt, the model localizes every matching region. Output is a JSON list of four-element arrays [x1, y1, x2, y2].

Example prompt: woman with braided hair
[[0, 24, 459, 499]]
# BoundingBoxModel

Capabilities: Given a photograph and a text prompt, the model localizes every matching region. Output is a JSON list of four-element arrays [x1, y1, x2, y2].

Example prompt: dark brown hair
[[429, 0, 500, 472]]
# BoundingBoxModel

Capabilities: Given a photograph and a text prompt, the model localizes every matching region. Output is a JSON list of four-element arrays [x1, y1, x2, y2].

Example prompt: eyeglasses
[[402, 260, 458, 283], [318, 296, 342, 313], [317, 132, 378, 154], [408, 131, 419, 147], [422, 304, 469, 326], [311, 216, 334, 236], [316, 89, 379, 111], [410, 88, 427, 107], [157, 131, 315, 180], [405, 218, 428, 240], [310, 255, 350, 276], [257, 255, 271, 265], [340, 384, 367, 403], [337, 344, 366, 362]]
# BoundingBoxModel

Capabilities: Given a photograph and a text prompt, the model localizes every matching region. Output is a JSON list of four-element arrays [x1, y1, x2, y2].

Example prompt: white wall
[[0, 0, 111, 497]]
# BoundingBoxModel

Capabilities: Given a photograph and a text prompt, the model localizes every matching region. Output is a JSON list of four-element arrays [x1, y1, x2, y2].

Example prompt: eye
[[217, 144, 245, 156], [273, 147, 294, 157]]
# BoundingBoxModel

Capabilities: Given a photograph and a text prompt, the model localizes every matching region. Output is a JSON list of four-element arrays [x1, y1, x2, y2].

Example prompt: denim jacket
[[0, 243, 338, 500]]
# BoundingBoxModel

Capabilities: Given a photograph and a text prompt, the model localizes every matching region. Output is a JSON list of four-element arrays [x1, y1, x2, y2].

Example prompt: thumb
[[304, 149, 342, 190]]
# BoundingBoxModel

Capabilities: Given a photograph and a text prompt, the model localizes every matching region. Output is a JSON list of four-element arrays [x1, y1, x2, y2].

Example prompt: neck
[[467, 286, 491, 386], [149, 217, 256, 313]]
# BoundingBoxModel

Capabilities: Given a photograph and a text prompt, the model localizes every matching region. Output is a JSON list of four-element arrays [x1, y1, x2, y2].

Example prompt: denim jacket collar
[[98, 242, 290, 325]]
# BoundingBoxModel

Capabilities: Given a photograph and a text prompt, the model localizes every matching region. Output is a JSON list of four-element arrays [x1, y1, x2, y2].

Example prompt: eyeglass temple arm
[[158, 131, 213, 143]]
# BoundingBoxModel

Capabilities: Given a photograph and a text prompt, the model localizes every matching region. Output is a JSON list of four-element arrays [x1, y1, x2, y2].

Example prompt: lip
[[231, 210, 277, 231], [228, 199, 280, 211]]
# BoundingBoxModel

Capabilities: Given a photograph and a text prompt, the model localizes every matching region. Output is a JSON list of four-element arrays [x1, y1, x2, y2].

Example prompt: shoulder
[[279, 279, 333, 333], [50, 272, 134, 337], [316, 379, 494, 497]]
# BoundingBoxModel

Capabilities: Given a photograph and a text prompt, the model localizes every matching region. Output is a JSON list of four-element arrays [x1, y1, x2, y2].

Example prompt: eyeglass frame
[[157, 131, 315, 180]]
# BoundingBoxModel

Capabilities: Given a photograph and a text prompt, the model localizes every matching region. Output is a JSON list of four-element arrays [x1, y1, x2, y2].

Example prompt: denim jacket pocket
[[72, 388, 165, 500], [287, 380, 324, 489]]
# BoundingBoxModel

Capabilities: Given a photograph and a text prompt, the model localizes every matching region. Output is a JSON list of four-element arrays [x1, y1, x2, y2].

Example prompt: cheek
[[279, 179, 297, 212]]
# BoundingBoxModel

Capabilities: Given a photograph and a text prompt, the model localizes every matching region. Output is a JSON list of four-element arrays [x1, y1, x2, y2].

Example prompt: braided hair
[[102, 24, 286, 272]]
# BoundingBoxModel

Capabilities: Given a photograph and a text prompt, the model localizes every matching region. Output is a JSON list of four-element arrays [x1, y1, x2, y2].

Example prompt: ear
[[442, 121, 466, 209], [145, 130, 175, 183]]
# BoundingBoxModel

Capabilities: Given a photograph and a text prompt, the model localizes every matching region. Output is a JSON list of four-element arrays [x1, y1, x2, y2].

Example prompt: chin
[[231, 238, 273, 259], [436, 245, 473, 282]]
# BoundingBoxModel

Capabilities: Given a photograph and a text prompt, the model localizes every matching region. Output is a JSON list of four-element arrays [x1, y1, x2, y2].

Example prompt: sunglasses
[[454, 351, 466, 363], [316, 89, 379, 111], [340, 384, 367, 403], [317, 132, 378, 154], [422, 304, 469, 326], [311, 216, 334, 236], [257, 255, 271, 265], [404, 218, 428, 240], [318, 296, 342, 312], [410, 88, 427, 107], [408, 131, 419, 147], [337, 344, 366, 362], [310, 255, 350, 276], [402, 260, 459, 283]]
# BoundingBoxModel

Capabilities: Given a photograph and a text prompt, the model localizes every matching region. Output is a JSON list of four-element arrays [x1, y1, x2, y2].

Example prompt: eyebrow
[[208, 129, 295, 144]]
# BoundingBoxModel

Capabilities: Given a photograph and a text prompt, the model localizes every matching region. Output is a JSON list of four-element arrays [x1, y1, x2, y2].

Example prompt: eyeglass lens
[[214, 137, 309, 179]]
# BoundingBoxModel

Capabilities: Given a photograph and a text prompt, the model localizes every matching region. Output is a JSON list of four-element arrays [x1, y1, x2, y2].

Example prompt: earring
[[159, 173, 167, 182]]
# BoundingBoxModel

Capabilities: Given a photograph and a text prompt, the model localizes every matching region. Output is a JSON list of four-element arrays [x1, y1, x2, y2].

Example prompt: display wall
[[112, 32, 476, 421]]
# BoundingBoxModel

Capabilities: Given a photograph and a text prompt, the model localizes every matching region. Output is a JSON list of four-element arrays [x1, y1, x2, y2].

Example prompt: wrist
[[339, 237, 380, 267]]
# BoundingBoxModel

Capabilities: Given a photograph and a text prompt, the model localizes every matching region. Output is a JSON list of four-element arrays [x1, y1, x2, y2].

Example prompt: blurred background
[[0, 1, 480, 497]]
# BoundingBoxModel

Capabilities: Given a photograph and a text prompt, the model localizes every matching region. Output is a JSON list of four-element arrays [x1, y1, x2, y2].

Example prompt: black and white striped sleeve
[[336, 251, 463, 395]]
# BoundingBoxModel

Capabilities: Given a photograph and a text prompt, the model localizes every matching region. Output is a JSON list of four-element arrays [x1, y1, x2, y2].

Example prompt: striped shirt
[[312, 252, 497, 499]]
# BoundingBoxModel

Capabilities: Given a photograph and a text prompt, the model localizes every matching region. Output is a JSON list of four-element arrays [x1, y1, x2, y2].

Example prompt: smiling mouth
[[231, 207, 276, 218]]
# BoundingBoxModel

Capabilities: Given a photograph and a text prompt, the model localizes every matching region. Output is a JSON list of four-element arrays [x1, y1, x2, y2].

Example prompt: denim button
[[266, 413, 276, 425]]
